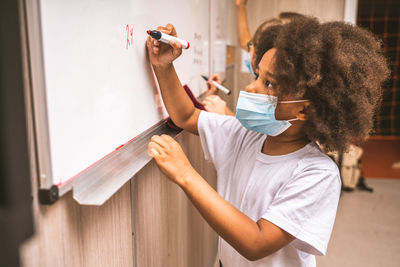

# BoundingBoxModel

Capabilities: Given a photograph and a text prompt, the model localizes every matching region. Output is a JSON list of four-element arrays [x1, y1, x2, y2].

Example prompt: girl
[[146, 17, 389, 266]]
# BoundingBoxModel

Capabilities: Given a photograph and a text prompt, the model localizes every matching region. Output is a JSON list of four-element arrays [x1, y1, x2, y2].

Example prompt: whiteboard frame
[[24, 0, 53, 192], [23, 0, 209, 205]]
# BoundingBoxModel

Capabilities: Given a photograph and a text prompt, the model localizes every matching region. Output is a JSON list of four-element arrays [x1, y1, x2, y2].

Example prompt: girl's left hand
[[148, 134, 195, 186]]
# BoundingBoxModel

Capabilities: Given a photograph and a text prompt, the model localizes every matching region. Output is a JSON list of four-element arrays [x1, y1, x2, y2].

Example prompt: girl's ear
[[296, 102, 310, 121]]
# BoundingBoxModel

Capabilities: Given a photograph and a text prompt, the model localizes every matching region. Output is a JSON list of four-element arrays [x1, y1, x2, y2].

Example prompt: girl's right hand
[[146, 24, 183, 67]]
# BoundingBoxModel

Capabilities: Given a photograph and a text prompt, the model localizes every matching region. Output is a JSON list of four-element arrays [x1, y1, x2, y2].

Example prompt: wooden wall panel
[[79, 185, 134, 267], [133, 132, 218, 267], [19, 192, 82, 267], [20, 184, 134, 267]]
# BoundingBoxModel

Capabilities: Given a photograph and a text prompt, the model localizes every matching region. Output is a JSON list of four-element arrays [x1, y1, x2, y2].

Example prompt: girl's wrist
[[152, 63, 174, 72], [176, 167, 199, 189]]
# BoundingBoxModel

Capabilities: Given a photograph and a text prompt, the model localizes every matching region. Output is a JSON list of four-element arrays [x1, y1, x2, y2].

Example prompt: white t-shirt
[[198, 111, 341, 267]]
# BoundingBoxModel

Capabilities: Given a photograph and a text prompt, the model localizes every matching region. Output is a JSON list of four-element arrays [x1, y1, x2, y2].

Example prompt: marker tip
[[146, 30, 151, 35]]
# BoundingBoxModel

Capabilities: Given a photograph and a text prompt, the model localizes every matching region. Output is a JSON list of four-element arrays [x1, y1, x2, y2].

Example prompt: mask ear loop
[[277, 100, 310, 122], [278, 100, 310, 104]]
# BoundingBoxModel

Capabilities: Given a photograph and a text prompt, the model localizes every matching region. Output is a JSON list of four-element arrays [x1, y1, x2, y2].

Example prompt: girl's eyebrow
[[257, 63, 277, 82], [265, 71, 276, 79], [264, 71, 277, 84]]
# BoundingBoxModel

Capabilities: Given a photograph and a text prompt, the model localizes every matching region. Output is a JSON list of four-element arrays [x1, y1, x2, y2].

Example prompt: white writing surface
[[37, 0, 210, 185]]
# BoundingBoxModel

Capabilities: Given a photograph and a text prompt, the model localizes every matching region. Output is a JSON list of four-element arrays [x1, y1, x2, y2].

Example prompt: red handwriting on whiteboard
[[126, 24, 134, 50]]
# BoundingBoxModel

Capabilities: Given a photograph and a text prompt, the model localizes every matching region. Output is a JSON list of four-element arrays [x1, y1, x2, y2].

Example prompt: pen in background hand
[[201, 75, 231, 95]]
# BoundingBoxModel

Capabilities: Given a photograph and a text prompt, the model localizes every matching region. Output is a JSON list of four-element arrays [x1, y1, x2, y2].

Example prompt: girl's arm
[[236, 0, 252, 51], [147, 24, 200, 135], [148, 134, 295, 261], [183, 167, 295, 260]]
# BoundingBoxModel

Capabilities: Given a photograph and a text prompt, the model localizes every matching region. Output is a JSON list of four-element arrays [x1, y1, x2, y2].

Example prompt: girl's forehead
[[259, 48, 277, 74]]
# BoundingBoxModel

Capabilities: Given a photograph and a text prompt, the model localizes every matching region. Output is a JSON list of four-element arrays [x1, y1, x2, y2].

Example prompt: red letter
[[126, 24, 130, 49]]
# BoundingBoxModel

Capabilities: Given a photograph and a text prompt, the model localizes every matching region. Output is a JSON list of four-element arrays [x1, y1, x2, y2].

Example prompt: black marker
[[147, 30, 190, 49]]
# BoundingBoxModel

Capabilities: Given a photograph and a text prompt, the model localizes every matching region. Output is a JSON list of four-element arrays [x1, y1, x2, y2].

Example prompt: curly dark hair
[[251, 18, 282, 50], [270, 17, 390, 152], [252, 24, 283, 72], [251, 12, 306, 70]]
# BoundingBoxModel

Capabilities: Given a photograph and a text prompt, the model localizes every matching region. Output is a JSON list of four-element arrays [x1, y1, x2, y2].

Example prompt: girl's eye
[[265, 80, 273, 88]]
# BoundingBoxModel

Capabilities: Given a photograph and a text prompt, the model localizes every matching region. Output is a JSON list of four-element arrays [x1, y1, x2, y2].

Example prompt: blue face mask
[[244, 58, 255, 76], [235, 91, 309, 136]]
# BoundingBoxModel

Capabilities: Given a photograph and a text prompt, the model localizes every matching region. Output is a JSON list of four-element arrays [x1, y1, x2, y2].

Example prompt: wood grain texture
[[20, 184, 134, 267], [133, 132, 218, 267]]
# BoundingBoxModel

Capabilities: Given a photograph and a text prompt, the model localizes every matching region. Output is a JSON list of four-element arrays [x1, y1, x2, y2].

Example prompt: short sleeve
[[197, 111, 246, 169], [261, 167, 341, 256]]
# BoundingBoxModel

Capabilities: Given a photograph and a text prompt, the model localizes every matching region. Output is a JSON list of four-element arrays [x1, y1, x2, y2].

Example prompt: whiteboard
[[27, 0, 210, 193]]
